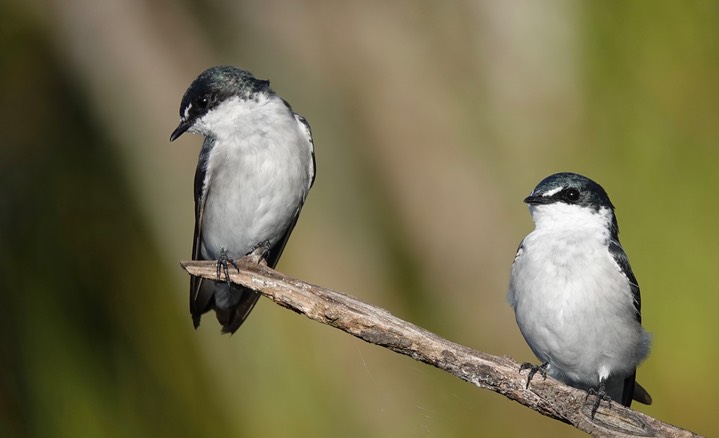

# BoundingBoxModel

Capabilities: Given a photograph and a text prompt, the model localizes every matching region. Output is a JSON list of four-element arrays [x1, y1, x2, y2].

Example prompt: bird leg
[[216, 247, 240, 287], [519, 361, 548, 389], [586, 377, 612, 419]]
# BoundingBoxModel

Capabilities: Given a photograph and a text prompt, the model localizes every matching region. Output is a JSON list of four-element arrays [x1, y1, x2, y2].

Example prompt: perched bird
[[508, 172, 651, 417], [170, 66, 316, 334]]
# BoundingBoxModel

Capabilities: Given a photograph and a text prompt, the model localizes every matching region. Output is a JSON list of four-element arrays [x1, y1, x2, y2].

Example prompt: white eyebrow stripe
[[542, 186, 563, 197]]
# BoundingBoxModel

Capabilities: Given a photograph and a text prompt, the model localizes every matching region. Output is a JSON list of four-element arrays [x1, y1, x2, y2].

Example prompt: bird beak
[[170, 119, 192, 142], [523, 195, 552, 205]]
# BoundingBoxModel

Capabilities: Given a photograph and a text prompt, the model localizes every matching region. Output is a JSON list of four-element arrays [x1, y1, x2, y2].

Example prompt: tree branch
[[181, 258, 699, 438]]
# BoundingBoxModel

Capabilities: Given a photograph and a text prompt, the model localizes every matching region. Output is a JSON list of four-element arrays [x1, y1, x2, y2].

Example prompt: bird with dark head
[[508, 172, 651, 418], [171, 66, 316, 334]]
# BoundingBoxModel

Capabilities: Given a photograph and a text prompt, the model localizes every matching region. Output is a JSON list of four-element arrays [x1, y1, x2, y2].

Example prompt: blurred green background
[[1, 0, 717, 436]]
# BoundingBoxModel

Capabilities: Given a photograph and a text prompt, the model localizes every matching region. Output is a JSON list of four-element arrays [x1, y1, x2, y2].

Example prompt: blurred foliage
[[1, 0, 718, 437]]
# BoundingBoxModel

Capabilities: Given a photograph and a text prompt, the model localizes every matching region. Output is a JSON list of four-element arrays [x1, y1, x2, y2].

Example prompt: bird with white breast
[[508, 172, 652, 418], [170, 66, 316, 334]]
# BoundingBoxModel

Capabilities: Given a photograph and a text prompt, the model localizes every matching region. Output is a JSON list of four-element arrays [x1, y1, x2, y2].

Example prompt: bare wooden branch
[[181, 258, 700, 438]]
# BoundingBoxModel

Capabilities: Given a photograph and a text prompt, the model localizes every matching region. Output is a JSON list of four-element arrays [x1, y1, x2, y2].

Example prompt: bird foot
[[585, 378, 612, 419], [247, 241, 272, 265], [216, 248, 240, 287], [519, 361, 548, 389]]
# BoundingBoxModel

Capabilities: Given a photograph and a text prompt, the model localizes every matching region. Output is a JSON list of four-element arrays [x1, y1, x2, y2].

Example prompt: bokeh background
[[1, 0, 717, 436]]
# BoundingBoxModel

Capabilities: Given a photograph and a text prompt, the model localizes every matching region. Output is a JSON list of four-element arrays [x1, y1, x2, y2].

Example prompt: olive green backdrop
[[1, 1, 717, 437]]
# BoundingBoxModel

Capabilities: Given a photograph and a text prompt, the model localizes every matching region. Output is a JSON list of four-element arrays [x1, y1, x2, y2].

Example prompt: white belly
[[199, 129, 310, 260], [509, 230, 648, 386]]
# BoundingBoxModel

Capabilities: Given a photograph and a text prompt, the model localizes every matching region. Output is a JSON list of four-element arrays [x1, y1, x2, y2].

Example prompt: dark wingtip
[[220, 325, 237, 335], [220, 309, 248, 335], [218, 290, 262, 335], [633, 382, 653, 405]]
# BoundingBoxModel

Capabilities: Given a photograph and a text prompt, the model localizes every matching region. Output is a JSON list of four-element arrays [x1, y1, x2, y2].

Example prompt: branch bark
[[181, 258, 700, 438]]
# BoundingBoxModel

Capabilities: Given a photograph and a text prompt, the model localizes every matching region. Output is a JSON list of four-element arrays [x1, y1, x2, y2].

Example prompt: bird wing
[[608, 240, 642, 407], [608, 240, 641, 322], [293, 112, 316, 191], [189, 138, 214, 328], [506, 240, 525, 309], [512, 241, 525, 264], [264, 112, 316, 268]]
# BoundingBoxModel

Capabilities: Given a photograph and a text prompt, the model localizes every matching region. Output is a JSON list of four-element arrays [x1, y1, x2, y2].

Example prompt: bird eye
[[563, 188, 580, 202], [196, 97, 209, 109]]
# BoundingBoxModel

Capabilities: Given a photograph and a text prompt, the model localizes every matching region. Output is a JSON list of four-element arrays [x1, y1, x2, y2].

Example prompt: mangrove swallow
[[170, 66, 316, 334], [507, 172, 652, 417]]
